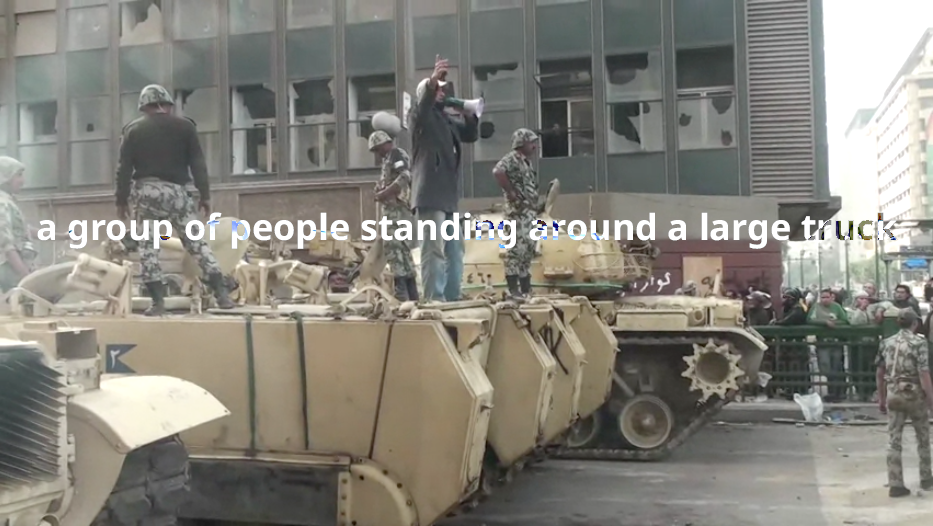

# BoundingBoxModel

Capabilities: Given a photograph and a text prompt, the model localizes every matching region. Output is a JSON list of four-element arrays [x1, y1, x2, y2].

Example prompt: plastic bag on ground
[[794, 392, 824, 422]]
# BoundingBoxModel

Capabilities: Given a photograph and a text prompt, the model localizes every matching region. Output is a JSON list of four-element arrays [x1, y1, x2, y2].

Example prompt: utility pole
[[817, 243, 823, 290], [844, 239, 851, 293]]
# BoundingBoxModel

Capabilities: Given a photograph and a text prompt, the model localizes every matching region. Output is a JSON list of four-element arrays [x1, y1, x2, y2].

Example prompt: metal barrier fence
[[752, 325, 885, 402]]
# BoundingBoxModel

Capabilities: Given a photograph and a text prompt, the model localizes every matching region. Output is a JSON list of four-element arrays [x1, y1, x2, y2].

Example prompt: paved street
[[441, 423, 933, 526]]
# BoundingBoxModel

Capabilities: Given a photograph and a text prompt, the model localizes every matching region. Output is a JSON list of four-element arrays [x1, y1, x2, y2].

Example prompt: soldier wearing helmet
[[115, 83, 234, 315], [369, 130, 418, 302], [492, 127, 540, 298]]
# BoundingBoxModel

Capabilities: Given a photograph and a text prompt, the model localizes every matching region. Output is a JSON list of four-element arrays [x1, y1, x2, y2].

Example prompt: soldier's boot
[[143, 280, 165, 317], [889, 486, 911, 498], [207, 272, 236, 309], [393, 277, 410, 302], [921, 478, 933, 491], [505, 275, 523, 299], [406, 276, 420, 302], [519, 276, 532, 297]]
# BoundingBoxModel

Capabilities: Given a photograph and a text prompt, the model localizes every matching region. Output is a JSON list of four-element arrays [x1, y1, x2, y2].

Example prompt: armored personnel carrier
[[0, 315, 228, 526], [0, 246, 617, 525], [452, 180, 767, 460]]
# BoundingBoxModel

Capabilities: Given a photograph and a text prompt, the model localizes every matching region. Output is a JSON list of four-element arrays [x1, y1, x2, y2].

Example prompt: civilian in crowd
[[808, 288, 849, 401], [772, 288, 808, 326], [847, 291, 877, 325], [924, 277, 933, 304], [893, 283, 921, 317], [745, 291, 775, 326]]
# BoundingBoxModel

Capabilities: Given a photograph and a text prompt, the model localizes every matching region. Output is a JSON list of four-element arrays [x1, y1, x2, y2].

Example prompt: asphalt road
[[439, 423, 933, 526]]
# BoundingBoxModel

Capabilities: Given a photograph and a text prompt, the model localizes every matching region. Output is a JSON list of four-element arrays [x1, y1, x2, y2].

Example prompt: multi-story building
[[873, 27, 933, 251], [0, 0, 834, 295], [835, 107, 876, 274]]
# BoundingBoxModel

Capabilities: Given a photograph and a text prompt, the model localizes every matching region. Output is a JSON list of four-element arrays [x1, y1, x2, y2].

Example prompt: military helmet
[[368, 130, 392, 151], [511, 128, 539, 149], [138, 84, 175, 110]]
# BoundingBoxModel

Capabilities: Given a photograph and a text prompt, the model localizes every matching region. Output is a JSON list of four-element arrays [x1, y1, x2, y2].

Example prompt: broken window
[[230, 84, 276, 175], [348, 74, 395, 168], [537, 58, 593, 158], [473, 63, 523, 111], [120, 0, 163, 46], [229, 0, 274, 34], [18, 101, 58, 189], [15, 11, 57, 56], [288, 78, 337, 172], [605, 51, 664, 154], [287, 0, 333, 28], [470, 0, 520, 10], [346, 0, 393, 24], [67, 5, 108, 50], [174, 87, 221, 176], [675, 46, 735, 150], [174, 0, 218, 40]]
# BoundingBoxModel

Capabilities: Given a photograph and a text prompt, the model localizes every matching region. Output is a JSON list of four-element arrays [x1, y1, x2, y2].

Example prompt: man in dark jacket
[[409, 55, 479, 301]]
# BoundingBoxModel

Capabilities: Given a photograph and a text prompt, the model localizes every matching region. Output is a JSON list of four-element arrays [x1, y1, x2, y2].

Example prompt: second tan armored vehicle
[[450, 181, 767, 460]]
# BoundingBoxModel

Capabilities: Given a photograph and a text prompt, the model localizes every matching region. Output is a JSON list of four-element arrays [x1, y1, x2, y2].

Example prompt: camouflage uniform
[[0, 157, 36, 292], [118, 84, 233, 314], [130, 180, 222, 284], [369, 131, 418, 302], [876, 320, 933, 491], [495, 128, 539, 297]]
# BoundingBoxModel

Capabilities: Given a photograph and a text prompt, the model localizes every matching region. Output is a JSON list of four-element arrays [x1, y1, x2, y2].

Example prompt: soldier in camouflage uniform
[[876, 308, 933, 497], [0, 156, 37, 292], [116, 84, 234, 315], [369, 130, 419, 302], [493, 128, 540, 298]]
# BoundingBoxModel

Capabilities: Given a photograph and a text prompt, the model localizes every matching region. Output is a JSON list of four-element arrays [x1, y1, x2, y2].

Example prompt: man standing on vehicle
[[493, 128, 540, 299], [409, 55, 480, 301], [116, 84, 235, 315], [368, 130, 419, 302], [876, 308, 933, 497]]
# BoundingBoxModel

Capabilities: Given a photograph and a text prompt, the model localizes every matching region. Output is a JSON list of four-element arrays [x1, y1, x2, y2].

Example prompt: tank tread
[[92, 435, 190, 526], [551, 335, 742, 462]]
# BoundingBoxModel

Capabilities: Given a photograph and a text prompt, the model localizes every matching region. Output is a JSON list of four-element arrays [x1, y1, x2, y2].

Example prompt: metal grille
[[746, 0, 817, 199], [0, 345, 65, 489]]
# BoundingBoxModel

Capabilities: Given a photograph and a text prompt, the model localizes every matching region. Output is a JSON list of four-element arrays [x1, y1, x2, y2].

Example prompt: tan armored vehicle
[[0, 239, 617, 525], [451, 181, 767, 460], [0, 317, 228, 526]]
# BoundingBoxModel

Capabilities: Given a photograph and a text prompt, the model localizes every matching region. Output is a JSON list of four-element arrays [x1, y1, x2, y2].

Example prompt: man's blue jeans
[[416, 208, 463, 301]]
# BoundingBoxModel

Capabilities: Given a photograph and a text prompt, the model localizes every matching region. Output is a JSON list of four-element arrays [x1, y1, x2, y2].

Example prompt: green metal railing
[[752, 325, 886, 401]]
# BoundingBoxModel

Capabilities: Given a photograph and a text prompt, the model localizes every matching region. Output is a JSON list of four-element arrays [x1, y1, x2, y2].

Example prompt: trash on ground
[[794, 392, 824, 422]]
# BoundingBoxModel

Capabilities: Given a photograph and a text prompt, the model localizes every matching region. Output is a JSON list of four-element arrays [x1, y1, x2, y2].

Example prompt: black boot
[[519, 275, 532, 297], [393, 277, 410, 302], [921, 478, 933, 491], [505, 275, 522, 299], [143, 280, 165, 316], [889, 485, 911, 498], [207, 272, 235, 309], [406, 276, 420, 302]]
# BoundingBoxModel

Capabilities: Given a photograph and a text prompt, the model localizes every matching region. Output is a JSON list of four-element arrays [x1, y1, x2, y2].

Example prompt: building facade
[[872, 28, 933, 251], [0, 0, 832, 294]]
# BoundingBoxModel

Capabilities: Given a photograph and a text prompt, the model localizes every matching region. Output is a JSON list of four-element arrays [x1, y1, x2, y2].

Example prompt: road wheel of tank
[[565, 411, 604, 449], [616, 394, 675, 450], [92, 435, 190, 526]]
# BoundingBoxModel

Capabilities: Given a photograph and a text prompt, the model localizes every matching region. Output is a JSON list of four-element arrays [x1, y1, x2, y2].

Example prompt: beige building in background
[[871, 28, 933, 252]]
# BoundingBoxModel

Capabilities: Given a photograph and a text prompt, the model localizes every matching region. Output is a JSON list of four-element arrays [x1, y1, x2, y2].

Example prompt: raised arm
[[411, 55, 448, 130]]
